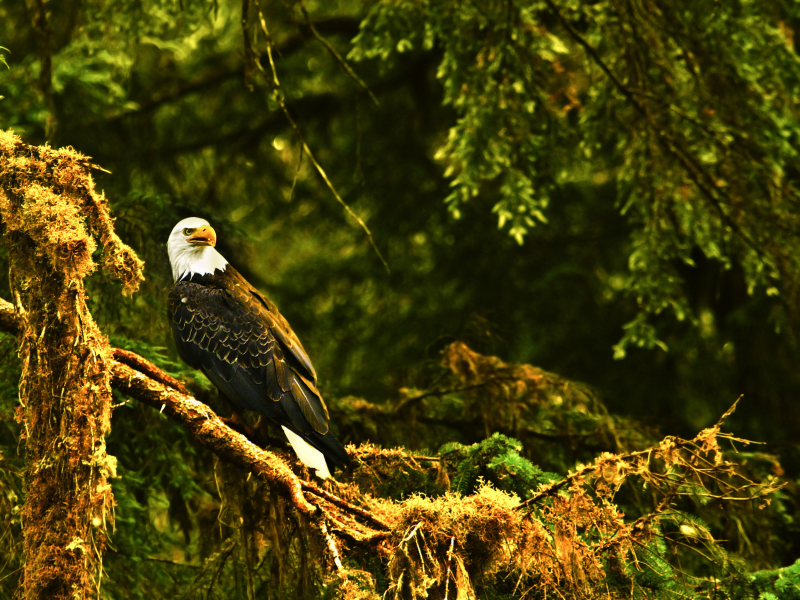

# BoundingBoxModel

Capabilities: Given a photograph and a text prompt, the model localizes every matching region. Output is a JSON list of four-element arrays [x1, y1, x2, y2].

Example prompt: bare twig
[[243, 1, 390, 273], [241, 0, 257, 89], [299, 2, 379, 106], [0, 297, 19, 336], [393, 380, 505, 413], [301, 479, 393, 532], [518, 397, 782, 512], [320, 519, 345, 574], [277, 98, 389, 273], [444, 536, 455, 600], [252, 0, 280, 86]]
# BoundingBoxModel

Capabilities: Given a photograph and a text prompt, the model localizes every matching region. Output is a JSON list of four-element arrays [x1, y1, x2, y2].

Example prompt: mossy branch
[[0, 294, 789, 599], [0, 297, 391, 547], [109, 359, 319, 517], [0, 128, 145, 600]]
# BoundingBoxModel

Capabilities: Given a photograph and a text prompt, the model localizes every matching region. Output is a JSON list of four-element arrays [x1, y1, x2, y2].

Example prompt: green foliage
[[439, 433, 560, 498], [351, 0, 800, 358], [3, 0, 798, 447], [1, 0, 800, 597], [352, 1, 569, 244], [746, 558, 800, 600]]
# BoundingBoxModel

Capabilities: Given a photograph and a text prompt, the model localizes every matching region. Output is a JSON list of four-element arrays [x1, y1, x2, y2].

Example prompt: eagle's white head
[[167, 217, 229, 282]]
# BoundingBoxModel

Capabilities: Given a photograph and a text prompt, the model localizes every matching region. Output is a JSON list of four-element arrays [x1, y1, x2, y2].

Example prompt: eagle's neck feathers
[[169, 244, 229, 282]]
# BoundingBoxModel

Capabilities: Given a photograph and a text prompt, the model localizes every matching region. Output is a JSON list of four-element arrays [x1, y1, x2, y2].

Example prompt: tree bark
[[0, 130, 143, 600]]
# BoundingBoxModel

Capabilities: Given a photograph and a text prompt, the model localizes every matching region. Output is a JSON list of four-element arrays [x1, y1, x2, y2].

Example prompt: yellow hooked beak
[[187, 225, 217, 247]]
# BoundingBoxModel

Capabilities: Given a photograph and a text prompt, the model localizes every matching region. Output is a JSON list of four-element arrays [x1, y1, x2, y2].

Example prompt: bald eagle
[[167, 217, 350, 478]]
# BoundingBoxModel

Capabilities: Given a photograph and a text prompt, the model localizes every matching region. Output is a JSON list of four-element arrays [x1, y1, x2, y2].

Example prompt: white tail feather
[[282, 426, 331, 479]]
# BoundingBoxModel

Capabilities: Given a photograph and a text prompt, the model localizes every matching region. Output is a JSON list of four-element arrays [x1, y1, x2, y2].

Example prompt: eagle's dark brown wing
[[225, 267, 318, 383], [168, 267, 349, 470]]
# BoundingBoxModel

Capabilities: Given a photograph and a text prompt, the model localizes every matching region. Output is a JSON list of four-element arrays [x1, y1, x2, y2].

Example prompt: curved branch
[[110, 359, 318, 517], [0, 296, 392, 541], [112, 348, 190, 395]]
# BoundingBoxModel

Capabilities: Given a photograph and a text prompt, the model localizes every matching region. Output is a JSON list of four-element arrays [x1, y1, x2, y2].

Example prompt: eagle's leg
[[213, 389, 263, 443], [219, 410, 258, 440], [218, 411, 289, 451], [254, 417, 291, 450], [219, 411, 255, 440]]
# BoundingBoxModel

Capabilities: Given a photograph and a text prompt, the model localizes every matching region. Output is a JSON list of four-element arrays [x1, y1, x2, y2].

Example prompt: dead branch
[[517, 395, 785, 539], [302, 480, 392, 531]]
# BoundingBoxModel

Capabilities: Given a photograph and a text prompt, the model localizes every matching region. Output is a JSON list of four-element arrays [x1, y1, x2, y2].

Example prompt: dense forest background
[[1, 0, 800, 598]]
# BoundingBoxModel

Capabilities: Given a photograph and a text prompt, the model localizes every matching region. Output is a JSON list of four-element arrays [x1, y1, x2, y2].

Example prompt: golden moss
[[0, 129, 144, 599], [331, 570, 382, 600], [386, 484, 564, 600], [0, 129, 144, 297]]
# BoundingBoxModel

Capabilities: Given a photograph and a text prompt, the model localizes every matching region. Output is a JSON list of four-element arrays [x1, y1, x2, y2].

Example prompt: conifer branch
[[545, 0, 765, 258]]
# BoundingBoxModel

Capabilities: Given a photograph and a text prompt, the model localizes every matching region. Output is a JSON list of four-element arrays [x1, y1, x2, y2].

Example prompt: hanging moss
[[0, 130, 143, 599]]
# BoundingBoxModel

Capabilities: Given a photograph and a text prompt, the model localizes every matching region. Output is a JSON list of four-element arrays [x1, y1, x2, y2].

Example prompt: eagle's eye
[[183, 228, 195, 236]]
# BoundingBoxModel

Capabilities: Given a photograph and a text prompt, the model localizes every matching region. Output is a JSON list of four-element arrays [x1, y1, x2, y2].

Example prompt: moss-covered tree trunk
[[0, 131, 143, 599]]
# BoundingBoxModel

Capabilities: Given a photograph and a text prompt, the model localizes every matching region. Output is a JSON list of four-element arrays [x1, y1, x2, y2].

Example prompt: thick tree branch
[[0, 297, 391, 543], [112, 361, 391, 542], [111, 348, 189, 395], [110, 359, 318, 517], [0, 297, 19, 336]]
